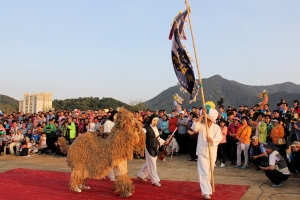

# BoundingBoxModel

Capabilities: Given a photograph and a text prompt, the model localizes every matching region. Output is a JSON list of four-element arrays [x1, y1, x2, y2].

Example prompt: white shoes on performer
[[220, 163, 226, 168], [153, 182, 161, 187], [204, 194, 211, 199], [137, 176, 147, 182]]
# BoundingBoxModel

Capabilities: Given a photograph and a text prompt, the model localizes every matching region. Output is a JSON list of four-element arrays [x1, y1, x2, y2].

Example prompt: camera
[[217, 98, 224, 106], [260, 161, 269, 168]]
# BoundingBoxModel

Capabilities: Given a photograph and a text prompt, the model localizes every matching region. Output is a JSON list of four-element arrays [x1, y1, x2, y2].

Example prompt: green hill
[[52, 97, 133, 111], [0, 94, 19, 113], [146, 75, 300, 111]]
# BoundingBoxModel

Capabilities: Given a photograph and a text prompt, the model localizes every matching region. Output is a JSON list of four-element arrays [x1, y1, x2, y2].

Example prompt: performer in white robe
[[189, 107, 222, 199], [103, 110, 118, 181], [137, 114, 165, 186]]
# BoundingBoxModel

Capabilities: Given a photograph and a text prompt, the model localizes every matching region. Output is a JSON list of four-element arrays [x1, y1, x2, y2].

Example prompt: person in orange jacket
[[269, 118, 285, 158], [234, 116, 252, 169]]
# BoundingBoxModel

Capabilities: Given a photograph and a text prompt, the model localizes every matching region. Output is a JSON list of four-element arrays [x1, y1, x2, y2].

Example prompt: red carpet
[[0, 168, 249, 200]]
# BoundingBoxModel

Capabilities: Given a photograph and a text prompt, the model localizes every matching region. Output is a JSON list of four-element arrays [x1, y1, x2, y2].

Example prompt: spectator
[[227, 117, 241, 165], [270, 119, 286, 158], [219, 105, 227, 120], [86, 117, 96, 132], [235, 116, 252, 169], [0, 123, 6, 133], [287, 141, 300, 174], [46, 110, 55, 124], [218, 118, 227, 167], [188, 115, 199, 161], [265, 115, 273, 142], [168, 110, 178, 134], [176, 111, 188, 154], [249, 136, 268, 170], [9, 129, 24, 155], [44, 118, 56, 152], [160, 114, 170, 140], [27, 118, 34, 130], [0, 131, 6, 154], [292, 118, 300, 140], [10, 120, 19, 135], [20, 123, 27, 136], [65, 117, 76, 144], [292, 100, 300, 114], [260, 142, 289, 188], [253, 113, 267, 143]]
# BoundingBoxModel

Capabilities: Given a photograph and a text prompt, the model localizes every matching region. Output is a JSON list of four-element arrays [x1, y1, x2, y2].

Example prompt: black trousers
[[189, 138, 197, 160], [46, 132, 56, 152], [287, 161, 300, 174], [250, 156, 268, 169], [265, 170, 289, 185], [228, 142, 237, 163], [217, 143, 227, 163], [177, 134, 188, 154]]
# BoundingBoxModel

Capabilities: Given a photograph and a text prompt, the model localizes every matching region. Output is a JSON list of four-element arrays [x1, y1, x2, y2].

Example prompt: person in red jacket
[[168, 110, 178, 133], [227, 117, 241, 165]]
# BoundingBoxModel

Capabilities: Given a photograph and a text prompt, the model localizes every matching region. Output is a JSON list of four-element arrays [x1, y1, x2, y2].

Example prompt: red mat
[[0, 168, 249, 200]]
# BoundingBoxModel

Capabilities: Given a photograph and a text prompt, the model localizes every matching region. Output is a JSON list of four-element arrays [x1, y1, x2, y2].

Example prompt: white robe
[[195, 122, 222, 196]]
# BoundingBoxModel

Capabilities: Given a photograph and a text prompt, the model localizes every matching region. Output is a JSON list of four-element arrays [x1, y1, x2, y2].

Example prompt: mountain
[[0, 94, 19, 113], [146, 75, 300, 111], [52, 97, 133, 111]]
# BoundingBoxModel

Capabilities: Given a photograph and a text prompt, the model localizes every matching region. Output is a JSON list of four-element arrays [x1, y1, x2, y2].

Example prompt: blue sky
[[1, 0, 299, 103]]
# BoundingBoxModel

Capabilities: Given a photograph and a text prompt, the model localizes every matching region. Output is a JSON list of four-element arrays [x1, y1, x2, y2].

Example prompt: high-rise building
[[19, 92, 53, 113]]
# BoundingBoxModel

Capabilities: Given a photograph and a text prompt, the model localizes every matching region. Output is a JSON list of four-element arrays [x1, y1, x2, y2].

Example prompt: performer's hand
[[202, 107, 207, 115], [206, 137, 213, 143]]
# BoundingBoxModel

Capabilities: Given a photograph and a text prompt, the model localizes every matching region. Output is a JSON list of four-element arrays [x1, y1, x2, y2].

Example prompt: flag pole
[[184, 0, 215, 192]]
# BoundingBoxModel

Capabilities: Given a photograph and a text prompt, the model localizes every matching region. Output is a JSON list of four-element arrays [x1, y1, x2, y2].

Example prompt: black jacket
[[144, 125, 160, 157]]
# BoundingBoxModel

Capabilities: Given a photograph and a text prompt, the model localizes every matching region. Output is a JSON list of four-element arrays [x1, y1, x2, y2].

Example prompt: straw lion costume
[[59, 108, 145, 198]]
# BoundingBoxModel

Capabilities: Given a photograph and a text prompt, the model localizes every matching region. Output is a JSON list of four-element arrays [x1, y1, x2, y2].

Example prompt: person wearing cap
[[260, 142, 290, 187], [138, 114, 165, 187], [235, 116, 252, 169], [194, 106, 222, 199], [176, 110, 188, 154], [227, 117, 241, 165], [287, 141, 300, 175], [269, 118, 285, 158], [249, 136, 268, 170]]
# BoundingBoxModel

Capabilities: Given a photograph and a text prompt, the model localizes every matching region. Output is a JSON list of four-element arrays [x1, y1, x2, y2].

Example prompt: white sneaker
[[153, 182, 161, 187], [220, 163, 225, 168], [204, 194, 211, 199]]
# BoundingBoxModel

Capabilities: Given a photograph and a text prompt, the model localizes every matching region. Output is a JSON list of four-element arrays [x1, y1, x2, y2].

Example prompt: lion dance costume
[[59, 108, 145, 198]]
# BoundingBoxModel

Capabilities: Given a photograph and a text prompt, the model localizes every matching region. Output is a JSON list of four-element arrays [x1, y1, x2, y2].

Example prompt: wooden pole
[[184, 0, 215, 192]]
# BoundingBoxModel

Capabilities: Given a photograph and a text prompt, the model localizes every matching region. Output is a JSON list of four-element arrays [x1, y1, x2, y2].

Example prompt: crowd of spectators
[[0, 99, 299, 186]]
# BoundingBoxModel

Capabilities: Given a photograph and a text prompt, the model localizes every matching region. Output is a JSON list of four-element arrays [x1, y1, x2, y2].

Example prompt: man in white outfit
[[137, 114, 165, 186], [189, 107, 222, 199]]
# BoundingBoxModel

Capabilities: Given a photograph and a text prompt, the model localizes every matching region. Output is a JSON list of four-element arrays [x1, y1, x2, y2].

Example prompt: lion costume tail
[[58, 137, 70, 155]]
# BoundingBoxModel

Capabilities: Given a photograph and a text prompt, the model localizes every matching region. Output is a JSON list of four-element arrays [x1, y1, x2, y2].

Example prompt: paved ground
[[0, 154, 299, 200]]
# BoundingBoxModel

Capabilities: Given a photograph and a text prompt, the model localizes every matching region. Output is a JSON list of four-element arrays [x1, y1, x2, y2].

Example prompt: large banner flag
[[171, 10, 199, 102]]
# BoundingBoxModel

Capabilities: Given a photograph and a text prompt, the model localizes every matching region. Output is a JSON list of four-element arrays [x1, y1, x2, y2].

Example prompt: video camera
[[217, 98, 224, 106]]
